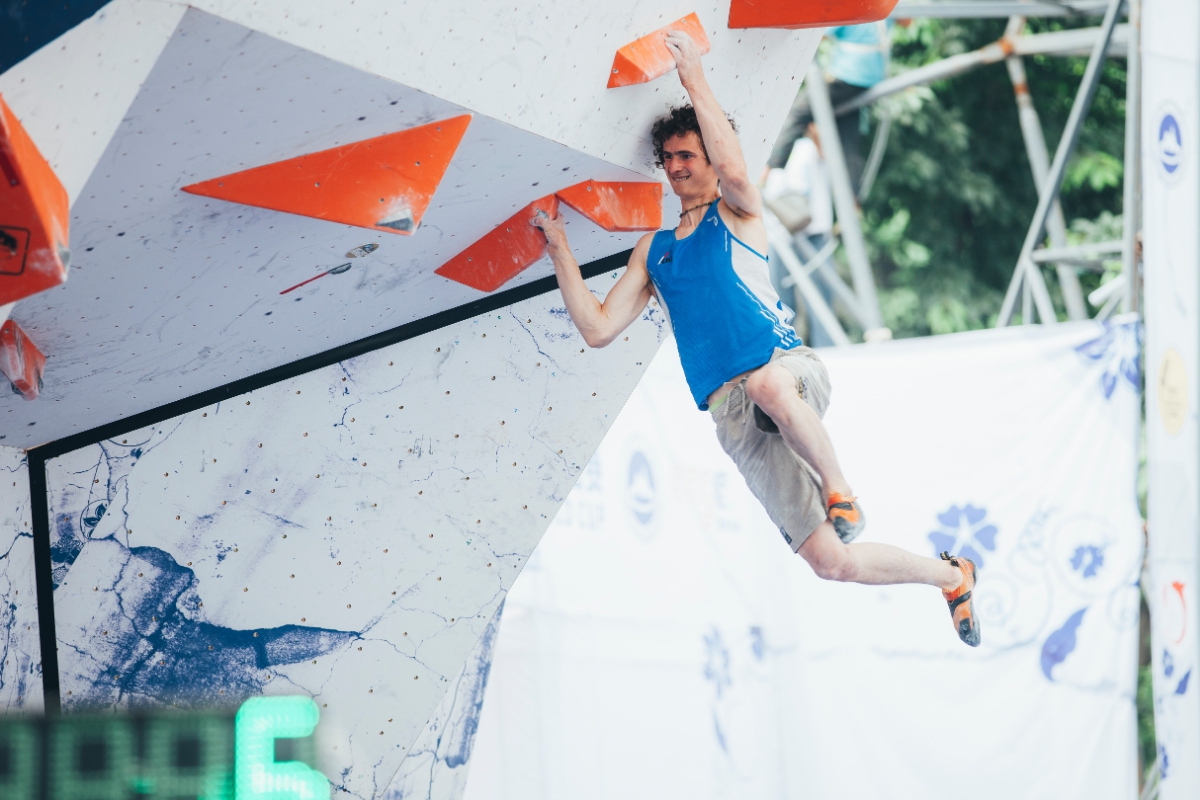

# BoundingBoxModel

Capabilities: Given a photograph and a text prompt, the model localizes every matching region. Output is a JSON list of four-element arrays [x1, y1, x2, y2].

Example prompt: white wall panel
[[0, 9, 652, 448], [43, 272, 665, 797], [0, 0, 186, 205], [0, 446, 42, 714], [0, 2, 819, 450], [186, 0, 821, 180], [383, 603, 503, 800], [1143, 0, 1200, 792]]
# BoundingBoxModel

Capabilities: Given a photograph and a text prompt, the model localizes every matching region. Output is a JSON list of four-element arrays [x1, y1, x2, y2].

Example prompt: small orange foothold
[[728, 0, 900, 29], [182, 115, 471, 235], [0, 95, 70, 306], [0, 319, 45, 400], [608, 13, 710, 88], [556, 180, 662, 231], [436, 194, 559, 293]]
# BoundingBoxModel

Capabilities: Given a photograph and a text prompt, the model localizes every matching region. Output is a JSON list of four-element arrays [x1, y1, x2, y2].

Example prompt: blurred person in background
[[767, 21, 893, 191], [762, 21, 896, 346], [763, 125, 834, 346]]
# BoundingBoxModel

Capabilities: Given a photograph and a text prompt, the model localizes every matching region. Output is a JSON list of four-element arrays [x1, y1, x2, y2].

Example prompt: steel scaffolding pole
[[891, 0, 1116, 17], [805, 62, 887, 334], [1121, 0, 1140, 313], [835, 25, 1129, 117], [1022, 266, 1034, 324], [1003, 16, 1088, 320], [793, 233, 868, 326], [997, 0, 1125, 327], [1030, 240, 1124, 265], [765, 216, 853, 347]]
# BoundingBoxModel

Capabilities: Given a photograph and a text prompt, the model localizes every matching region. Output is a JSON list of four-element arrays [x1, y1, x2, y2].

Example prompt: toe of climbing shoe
[[941, 552, 981, 647], [827, 492, 866, 544]]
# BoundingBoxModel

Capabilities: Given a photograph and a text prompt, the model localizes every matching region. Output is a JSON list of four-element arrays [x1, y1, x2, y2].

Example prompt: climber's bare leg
[[798, 521, 962, 590]]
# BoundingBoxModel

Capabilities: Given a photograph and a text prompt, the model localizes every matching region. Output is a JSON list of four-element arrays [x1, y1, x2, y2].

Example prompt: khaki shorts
[[711, 347, 831, 552]]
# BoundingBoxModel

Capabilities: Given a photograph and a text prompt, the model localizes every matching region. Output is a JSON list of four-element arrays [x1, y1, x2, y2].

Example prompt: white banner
[[465, 322, 1142, 800], [1143, 0, 1200, 794]]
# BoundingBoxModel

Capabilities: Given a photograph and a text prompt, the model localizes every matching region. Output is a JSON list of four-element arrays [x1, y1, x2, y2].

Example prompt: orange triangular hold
[[182, 115, 471, 235], [608, 13, 711, 88], [728, 0, 900, 29], [0, 319, 46, 400], [0, 94, 70, 306], [436, 195, 558, 293], [555, 181, 663, 231]]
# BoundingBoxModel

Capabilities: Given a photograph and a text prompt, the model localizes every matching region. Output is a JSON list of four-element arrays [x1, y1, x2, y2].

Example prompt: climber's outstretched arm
[[532, 211, 654, 348], [665, 30, 761, 220]]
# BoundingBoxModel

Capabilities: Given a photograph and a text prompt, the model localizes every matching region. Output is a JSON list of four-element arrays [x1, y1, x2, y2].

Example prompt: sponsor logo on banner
[[623, 440, 661, 541], [1155, 103, 1185, 182]]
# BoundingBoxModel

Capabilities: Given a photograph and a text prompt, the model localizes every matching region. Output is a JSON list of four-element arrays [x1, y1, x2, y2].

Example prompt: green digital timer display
[[0, 696, 328, 800]]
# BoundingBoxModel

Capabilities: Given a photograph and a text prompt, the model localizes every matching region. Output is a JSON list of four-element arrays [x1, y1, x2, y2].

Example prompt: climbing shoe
[[940, 552, 981, 647], [826, 492, 865, 543]]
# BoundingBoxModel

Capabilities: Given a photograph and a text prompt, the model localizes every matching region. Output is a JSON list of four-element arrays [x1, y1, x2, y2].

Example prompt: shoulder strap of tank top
[[646, 229, 675, 271], [705, 198, 724, 230]]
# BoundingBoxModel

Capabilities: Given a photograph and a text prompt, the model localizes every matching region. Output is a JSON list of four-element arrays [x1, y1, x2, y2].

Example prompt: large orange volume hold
[[436, 195, 559, 293], [728, 0, 900, 29], [608, 13, 711, 88], [556, 181, 663, 231], [0, 319, 46, 400], [182, 115, 471, 235], [0, 95, 70, 306]]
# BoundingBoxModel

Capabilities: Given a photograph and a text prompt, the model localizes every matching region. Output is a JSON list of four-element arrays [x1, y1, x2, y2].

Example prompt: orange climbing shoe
[[941, 552, 981, 647], [826, 492, 865, 543]]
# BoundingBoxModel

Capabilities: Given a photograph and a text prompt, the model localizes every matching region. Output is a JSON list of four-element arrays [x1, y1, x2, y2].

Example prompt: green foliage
[[1137, 662, 1157, 773], [1066, 150, 1123, 192], [854, 16, 1128, 338]]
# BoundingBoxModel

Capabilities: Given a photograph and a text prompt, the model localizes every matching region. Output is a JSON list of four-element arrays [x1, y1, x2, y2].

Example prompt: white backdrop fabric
[[1142, 0, 1200, 794], [463, 320, 1142, 800]]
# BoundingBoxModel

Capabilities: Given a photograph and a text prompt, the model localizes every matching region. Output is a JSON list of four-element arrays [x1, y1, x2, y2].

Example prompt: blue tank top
[[646, 202, 801, 409]]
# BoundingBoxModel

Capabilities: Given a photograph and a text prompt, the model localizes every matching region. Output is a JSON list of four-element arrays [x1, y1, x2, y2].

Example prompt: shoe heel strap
[[827, 491, 856, 507]]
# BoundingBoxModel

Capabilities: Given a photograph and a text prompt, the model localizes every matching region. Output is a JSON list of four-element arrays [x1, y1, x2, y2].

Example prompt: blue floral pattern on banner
[[928, 505, 998, 568], [1041, 608, 1087, 681], [1070, 544, 1106, 579], [1074, 319, 1141, 399]]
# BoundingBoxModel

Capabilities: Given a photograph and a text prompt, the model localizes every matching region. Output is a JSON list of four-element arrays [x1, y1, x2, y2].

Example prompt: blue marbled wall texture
[[0, 447, 41, 713], [43, 275, 666, 797], [384, 602, 503, 799]]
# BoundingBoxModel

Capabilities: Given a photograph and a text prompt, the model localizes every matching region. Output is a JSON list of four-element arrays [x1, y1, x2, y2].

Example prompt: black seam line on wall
[[30, 249, 631, 462], [27, 448, 61, 716], [24, 249, 631, 711]]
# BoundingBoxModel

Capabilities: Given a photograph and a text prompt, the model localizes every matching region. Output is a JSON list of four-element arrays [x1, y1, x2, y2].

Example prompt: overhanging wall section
[[31, 271, 664, 797], [0, 446, 40, 714]]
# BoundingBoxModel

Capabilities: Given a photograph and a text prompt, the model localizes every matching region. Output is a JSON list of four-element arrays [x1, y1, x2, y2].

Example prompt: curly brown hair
[[650, 105, 738, 168]]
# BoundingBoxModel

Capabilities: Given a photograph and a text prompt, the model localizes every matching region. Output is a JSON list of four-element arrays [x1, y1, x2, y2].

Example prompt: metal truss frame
[[772, 0, 1138, 339]]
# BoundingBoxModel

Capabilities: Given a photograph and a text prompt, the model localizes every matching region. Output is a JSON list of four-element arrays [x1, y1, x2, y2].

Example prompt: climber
[[532, 30, 979, 646]]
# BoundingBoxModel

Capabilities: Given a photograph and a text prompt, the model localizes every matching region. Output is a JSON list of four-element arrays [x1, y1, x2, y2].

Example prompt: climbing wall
[[383, 604, 504, 800], [0, 8, 656, 445], [0, 1, 829, 797], [0, 0, 820, 446], [41, 274, 666, 795], [0, 446, 40, 714]]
